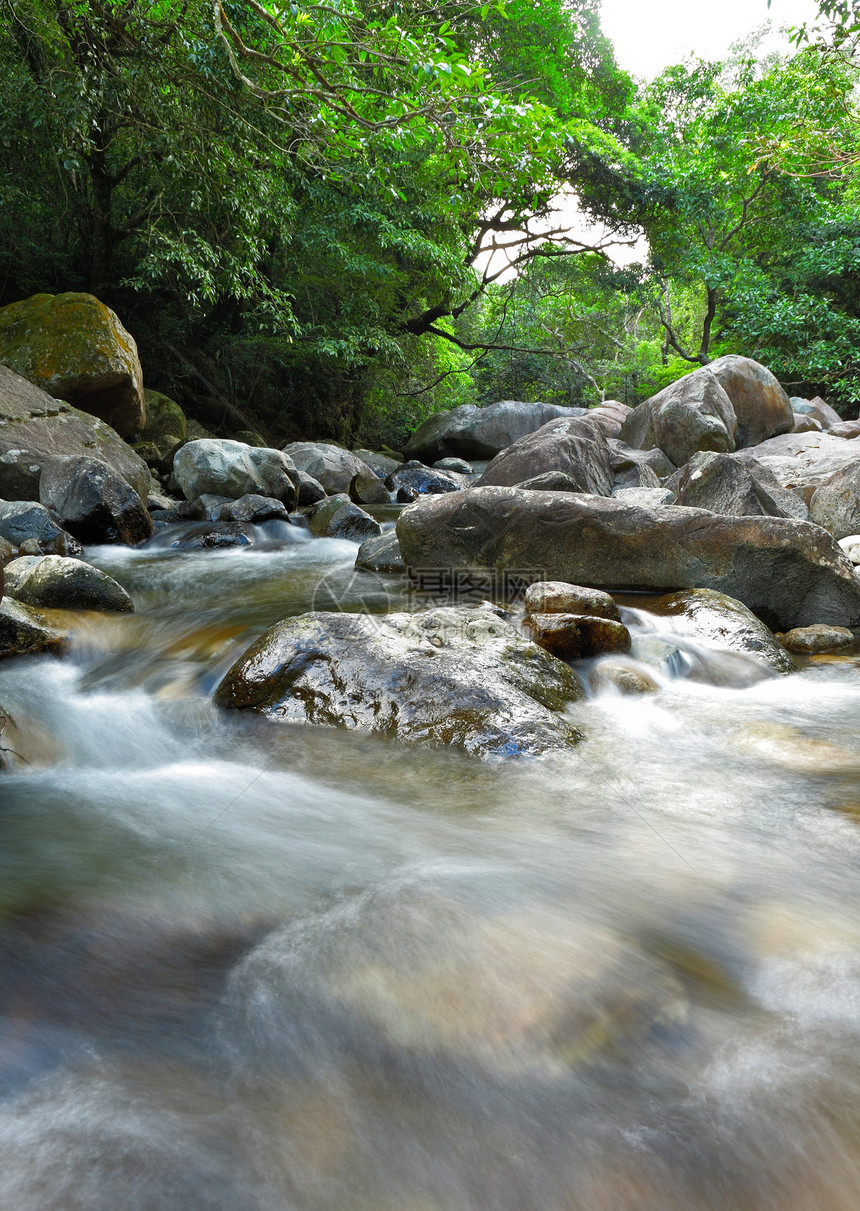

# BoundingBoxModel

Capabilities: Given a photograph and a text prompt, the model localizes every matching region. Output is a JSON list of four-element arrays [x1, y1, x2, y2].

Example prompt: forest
[[1, 0, 858, 447]]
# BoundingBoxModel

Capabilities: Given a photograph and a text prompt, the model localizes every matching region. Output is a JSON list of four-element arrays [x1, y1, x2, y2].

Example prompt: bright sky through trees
[[600, 0, 821, 78]]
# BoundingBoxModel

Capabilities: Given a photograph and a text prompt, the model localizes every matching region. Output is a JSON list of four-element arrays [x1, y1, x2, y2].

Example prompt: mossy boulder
[[4, 555, 133, 613], [0, 293, 144, 437], [140, 389, 186, 452]]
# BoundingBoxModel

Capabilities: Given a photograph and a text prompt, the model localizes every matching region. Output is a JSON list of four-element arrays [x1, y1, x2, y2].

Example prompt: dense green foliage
[[0, 0, 858, 443]]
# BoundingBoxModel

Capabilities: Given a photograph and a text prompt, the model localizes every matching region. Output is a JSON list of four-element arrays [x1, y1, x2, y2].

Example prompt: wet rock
[[620, 369, 737, 466], [396, 486, 860, 630], [664, 450, 804, 519], [353, 449, 402, 477], [653, 588, 796, 673], [0, 500, 74, 551], [514, 470, 583, 492], [611, 485, 676, 507], [403, 400, 588, 463], [396, 485, 418, 503], [0, 292, 145, 436], [524, 612, 631, 660], [173, 439, 298, 506], [295, 470, 326, 506], [476, 415, 614, 496], [3, 555, 133, 613], [307, 494, 382, 542], [348, 470, 390, 505], [39, 454, 153, 545], [386, 463, 467, 496], [146, 490, 176, 513], [434, 456, 473, 474], [168, 521, 251, 550], [176, 493, 233, 522], [355, 530, 405, 573], [791, 395, 842, 428], [706, 355, 794, 448], [283, 442, 371, 494], [0, 597, 64, 658], [215, 605, 585, 757], [524, 581, 621, 622], [809, 463, 860, 539], [589, 658, 659, 695], [781, 624, 855, 654], [0, 364, 149, 502], [220, 494, 289, 524]]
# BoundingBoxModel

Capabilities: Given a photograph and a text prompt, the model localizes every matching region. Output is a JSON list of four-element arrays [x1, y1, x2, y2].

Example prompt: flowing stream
[[2, 521, 860, 1210]]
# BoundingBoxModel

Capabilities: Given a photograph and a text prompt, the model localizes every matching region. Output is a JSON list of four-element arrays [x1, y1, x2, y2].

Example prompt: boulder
[[386, 463, 468, 496], [355, 530, 405, 573], [513, 471, 583, 492], [734, 431, 860, 497], [611, 486, 676, 507], [403, 400, 588, 463], [0, 293, 144, 436], [230, 429, 267, 447], [620, 369, 737, 466], [792, 413, 823, 434], [0, 365, 149, 502], [173, 440, 298, 506], [829, 420, 860, 439], [781, 624, 855, 654], [176, 494, 233, 522], [434, 457, 474, 474], [809, 463, 860, 539], [353, 449, 402, 477], [349, 470, 390, 505], [283, 442, 371, 494], [523, 613, 631, 661], [3, 555, 133, 613], [167, 521, 251, 550], [791, 396, 842, 428], [295, 470, 326, 506], [476, 416, 614, 496], [39, 455, 153, 545], [707, 355, 794, 448], [524, 581, 621, 621], [213, 605, 585, 758], [664, 450, 804, 519], [0, 500, 77, 552], [583, 400, 634, 439], [0, 597, 64, 659], [219, 494, 289, 524], [140, 389, 186, 451], [307, 494, 381, 542], [652, 589, 795, 674], [838, 535, 860, 566], [589, 659, 659, 695], [396, 486, 860, 630], [607, 439, 676, 485]]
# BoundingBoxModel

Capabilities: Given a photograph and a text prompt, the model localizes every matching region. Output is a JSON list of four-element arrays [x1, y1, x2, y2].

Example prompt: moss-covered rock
[[4, 555, 133, 612], [0, 293, 144, 436], [141, 389, 186, 450]]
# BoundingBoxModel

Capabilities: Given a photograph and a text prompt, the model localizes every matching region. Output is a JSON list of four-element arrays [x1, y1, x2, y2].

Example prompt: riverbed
[[1, 526, 860, 1210]]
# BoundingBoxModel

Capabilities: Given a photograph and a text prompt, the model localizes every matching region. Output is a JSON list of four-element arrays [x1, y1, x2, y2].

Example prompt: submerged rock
[[39, 454, 153, 545], [3, 555, 133, 613], [589, 659, 659, 695], [652, 588, 796, 674], [214, 605, 585, 757], [396, 487, 860, 630], [0, 292, 145, 436]]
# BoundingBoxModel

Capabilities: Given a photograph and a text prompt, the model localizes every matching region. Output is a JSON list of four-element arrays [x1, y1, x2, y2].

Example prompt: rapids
[[1, 524, 860, 1210]]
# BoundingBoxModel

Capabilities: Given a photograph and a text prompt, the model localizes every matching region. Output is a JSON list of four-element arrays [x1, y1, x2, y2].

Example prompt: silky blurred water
[[1, 529, 860, 1210]]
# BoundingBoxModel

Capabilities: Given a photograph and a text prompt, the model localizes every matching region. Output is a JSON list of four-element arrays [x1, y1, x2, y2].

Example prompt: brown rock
[[781, 625, 855, 654], [524, 581, 621, 621], [523, 612, 631, 660]]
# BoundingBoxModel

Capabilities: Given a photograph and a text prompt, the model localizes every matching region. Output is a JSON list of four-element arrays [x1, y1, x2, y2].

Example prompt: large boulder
[[734, 431, 860, 497], [664, 450, 807, 519], [620, 369, 737, 466], [607, 439, 675, 488], [139, 389, 186, 452], [0, 365, 149, 502], [403, 401, 587, 463], [385, 463, 468, 496], [214, 605, 585, 758], [283, 442, 371, 494], [3, 555, 133, 613], [791, 396, 842, 429], [39, 455, 153, 545], [173, 440, 298, 507], [809, 463, 860, 539], [707, 355, 793, 448], [0, 500, 80, 552], [0, 293, 145, 436], [396, 487, 860, 630], [651, 589, 795, 674], [475, 416, 614, 496]]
